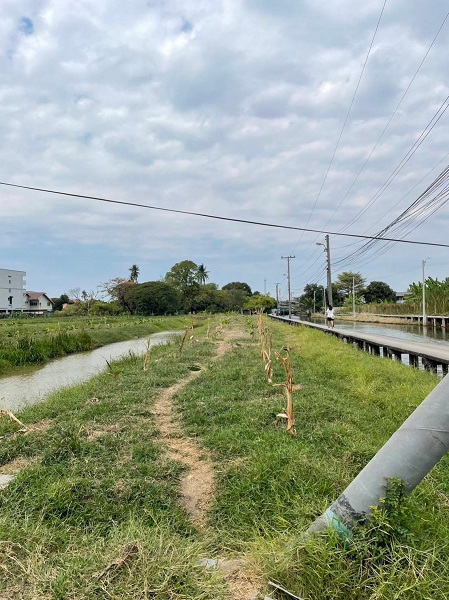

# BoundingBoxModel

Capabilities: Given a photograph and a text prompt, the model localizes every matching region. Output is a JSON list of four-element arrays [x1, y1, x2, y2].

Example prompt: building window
[[8, 296, 13, 305]]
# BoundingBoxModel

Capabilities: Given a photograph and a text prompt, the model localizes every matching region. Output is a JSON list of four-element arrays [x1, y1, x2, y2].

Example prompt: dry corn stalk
[[143, 339, 151, 371], [179, 327, 189, 353], [274, 348, 298, 436], [92, 542, 139, 581], [262, 327, 273, 383], [257, 308, 264, 339], [0, 407, 28, 432]]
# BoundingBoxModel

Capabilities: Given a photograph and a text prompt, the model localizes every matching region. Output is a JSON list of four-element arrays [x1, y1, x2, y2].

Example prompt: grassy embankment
[[0, 315, 192, 375], [1, 315, 448, 598]]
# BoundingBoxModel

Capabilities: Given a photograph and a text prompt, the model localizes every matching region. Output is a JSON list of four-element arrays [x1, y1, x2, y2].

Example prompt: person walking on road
[[326, 305, 335, 328]]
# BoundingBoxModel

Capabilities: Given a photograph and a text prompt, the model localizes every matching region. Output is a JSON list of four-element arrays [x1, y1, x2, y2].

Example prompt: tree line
[[52, 261, 276, 316], [300, 270, 449, 315], [298, 271, 397, 311]]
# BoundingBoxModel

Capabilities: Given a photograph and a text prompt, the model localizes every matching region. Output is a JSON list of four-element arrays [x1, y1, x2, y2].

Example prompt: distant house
[[23, 292, 54, 315], [0, 268, 26, 314], [395, 291, 411, 304]]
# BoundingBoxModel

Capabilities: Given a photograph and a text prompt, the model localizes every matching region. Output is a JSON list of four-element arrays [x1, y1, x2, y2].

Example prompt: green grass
[[1, 315, 448, 598], [0, 314, 196, 375]]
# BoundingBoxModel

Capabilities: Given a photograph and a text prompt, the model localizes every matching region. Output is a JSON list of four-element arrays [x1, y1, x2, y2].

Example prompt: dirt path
[[152, 327, 262, 599], [152, 372, 213, 527], [152, 328, 246, 527]]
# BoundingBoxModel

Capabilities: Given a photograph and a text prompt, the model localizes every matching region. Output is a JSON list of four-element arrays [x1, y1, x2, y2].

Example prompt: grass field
[[0, 315, 448, 599], [0, 314, 193, 375]]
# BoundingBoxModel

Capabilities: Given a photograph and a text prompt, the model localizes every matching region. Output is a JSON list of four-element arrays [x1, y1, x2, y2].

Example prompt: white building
[[23, 292, 54, 315], [0, 268, 26, 314]]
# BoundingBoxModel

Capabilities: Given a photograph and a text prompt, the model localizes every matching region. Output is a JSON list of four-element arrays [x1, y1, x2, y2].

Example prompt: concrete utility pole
[[264, 279, 267, 295], [316, 235, 333, 306], [422, 259, 427, 327], [308, 371, 449, 536], [352, 277, 356, 319], [281, 256, 295, 319], [326, 234, 333, 307], [275, 283, 281, 315], [313, 290, 316, 314]]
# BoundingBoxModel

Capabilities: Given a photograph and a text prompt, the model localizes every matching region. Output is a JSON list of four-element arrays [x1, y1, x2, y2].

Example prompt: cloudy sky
[[2, 0, 449, 300]]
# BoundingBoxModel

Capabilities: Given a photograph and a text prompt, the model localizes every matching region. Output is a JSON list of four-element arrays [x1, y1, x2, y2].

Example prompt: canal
[[0, 331, 179, 413], [304, 317, 449, 346]]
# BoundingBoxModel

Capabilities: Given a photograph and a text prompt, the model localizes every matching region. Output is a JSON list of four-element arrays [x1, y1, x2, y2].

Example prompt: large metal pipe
[[308, 372, 449, 534]]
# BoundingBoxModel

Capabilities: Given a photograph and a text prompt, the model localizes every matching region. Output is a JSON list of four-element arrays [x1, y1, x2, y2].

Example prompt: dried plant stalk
[[93, 542, 139, 581], [143, 339, 151, 371], [0, 407, 28, 431], [179, 328, 189, 353], [206, 318, 211, 339], [275, 348, 297, 436], [263, 327, 273, 383]]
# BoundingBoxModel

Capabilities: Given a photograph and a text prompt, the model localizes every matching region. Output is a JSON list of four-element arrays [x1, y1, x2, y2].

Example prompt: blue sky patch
[[180, 19, 193, 33], [18, 17, 34, 35]]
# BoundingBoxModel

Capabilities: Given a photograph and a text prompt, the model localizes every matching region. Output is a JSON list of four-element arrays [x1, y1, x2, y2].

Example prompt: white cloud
[[0, 0, 448, 296]]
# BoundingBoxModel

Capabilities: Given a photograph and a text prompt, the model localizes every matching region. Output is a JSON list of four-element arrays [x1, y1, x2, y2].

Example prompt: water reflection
[[0, 331, 179, 413], [305, 317, 449, 346]]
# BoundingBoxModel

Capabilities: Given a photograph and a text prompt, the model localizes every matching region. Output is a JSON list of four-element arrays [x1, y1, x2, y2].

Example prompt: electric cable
[[2, 179, 449, 248], [290, 0, 388, 252]]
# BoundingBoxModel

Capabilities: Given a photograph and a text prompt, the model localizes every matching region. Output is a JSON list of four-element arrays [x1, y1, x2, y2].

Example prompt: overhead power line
[[291, 0, 388, 251], [1, 179, 449, 248], [296, 9, 449, 280], [339, 94, 449, 232], [331, 162, 449, 271], [325, 8, 449, 233]]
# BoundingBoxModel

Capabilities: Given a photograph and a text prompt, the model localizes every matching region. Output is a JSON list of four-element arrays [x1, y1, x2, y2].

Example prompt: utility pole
[[422, 259, 427, 327], [352, 276, 356, 319], [316, 235, 333, 307], [264, 279, 266, 295], [313, 290, 316, 314], [326, 234, 333, 307], [281, 256, 295, 319], [275, 283, 280, 315]]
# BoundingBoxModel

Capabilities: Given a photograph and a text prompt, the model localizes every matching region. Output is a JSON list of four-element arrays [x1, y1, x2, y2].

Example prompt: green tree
[[190, 284, 226, 313], [127, 281, 180, 315], [196, 263, 209, 285], [364, 281, 396, 304], [165, 260, 200, 311], [299, 283, 323, 311], [222, 282, 252, 296], [89, 301, 121, 316], [101, 277, 135, 313], [129, 264, 140, 283], [407, 277, 449, 314], [221, 283, 251, 310], [51, 294, 70, 312], [334, 271, 366, 300], [243, 294, 276, 312]]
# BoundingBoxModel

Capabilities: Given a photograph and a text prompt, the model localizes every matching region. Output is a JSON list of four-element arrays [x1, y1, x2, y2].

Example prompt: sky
[[1, 0, 449, 301]]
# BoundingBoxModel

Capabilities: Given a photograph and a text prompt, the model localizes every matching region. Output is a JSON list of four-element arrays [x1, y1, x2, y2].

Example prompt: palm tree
[[196, 263, 209, 285], [129, 264, 140, 283]]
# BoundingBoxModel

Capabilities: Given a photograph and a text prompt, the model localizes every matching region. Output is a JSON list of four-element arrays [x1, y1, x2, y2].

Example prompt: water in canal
[[0, 331, 179, 413], [307, 317, 449, 347]]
